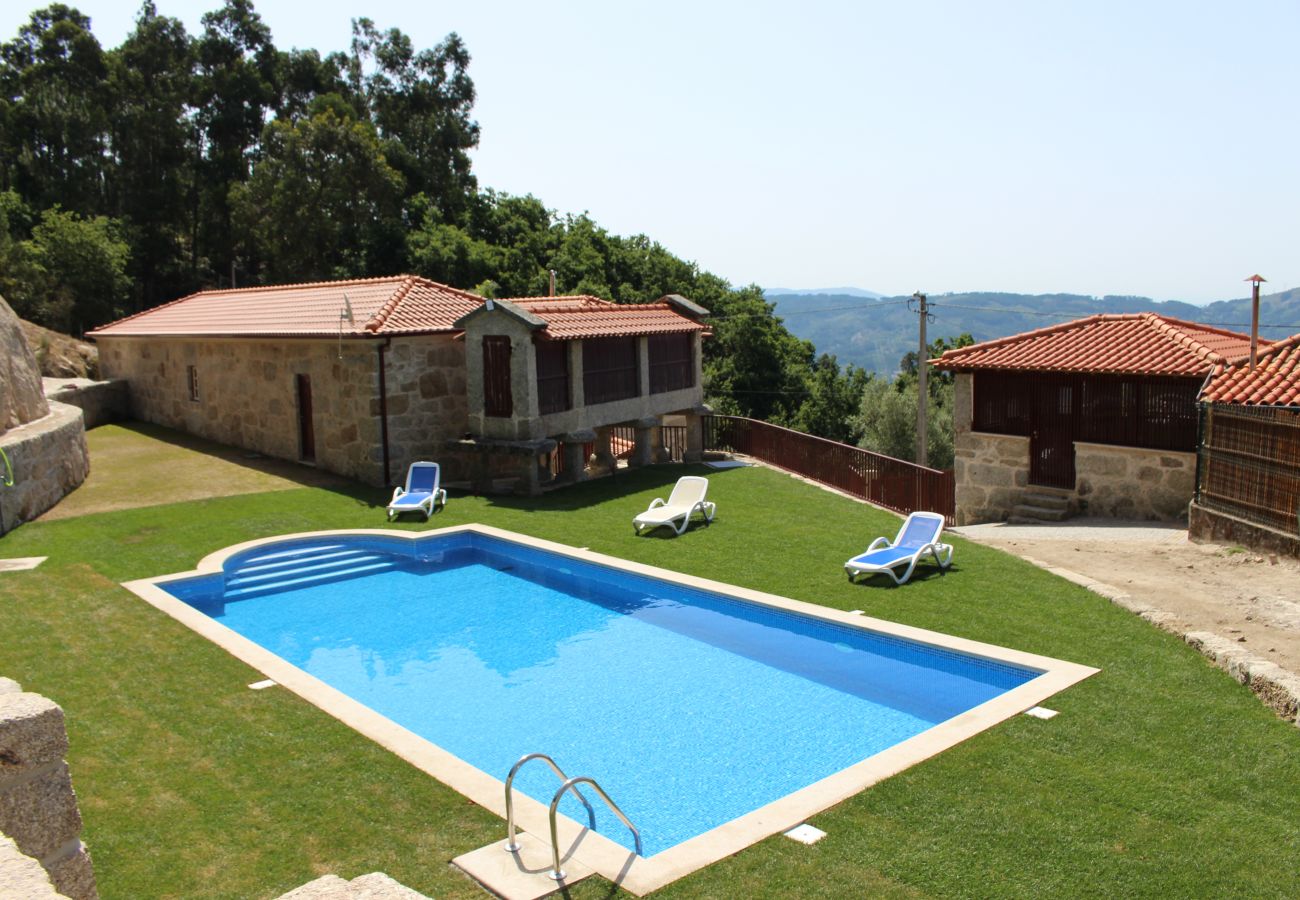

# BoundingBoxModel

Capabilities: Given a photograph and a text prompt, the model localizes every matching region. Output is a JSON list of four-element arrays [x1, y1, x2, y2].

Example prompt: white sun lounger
[[844, 511, 952, 585], [633, 476, 716, 536], [387, 461, 447, 520]]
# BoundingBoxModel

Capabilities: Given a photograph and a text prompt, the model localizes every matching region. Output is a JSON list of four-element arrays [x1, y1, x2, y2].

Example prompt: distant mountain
[[765, 286, 884, 299], [769, 288, 1300, 376]]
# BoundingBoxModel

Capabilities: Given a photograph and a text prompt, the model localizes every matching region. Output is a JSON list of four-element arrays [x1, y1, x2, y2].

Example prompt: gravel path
[[954, 517, 1300, 719]]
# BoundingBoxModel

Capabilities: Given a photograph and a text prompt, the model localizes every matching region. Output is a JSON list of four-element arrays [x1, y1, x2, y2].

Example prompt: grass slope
[[1, 426, 1297, 898]]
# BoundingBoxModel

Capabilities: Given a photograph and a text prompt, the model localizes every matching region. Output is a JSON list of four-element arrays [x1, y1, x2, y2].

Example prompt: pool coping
[[123, 524, 1100, 896]]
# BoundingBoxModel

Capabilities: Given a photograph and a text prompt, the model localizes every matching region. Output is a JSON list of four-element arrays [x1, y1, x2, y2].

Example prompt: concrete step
[[1009, 504, 1071, 523], [1021, 492, 1071, 511]]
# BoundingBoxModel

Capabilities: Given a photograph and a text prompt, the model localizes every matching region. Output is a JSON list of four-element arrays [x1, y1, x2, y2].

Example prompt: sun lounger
[[387, 461, 447, 521], [633, 476, 716, 536], [844, 511, 952, 585]]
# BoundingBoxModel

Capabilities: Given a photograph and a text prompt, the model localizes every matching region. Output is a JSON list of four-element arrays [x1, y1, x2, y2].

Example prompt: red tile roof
[[88, 277, 708, 341], [510, 296, 708, 340], [88, 275, 484, 338], [931, 313, 1259, 377], [1201, 332, 1300, 406]]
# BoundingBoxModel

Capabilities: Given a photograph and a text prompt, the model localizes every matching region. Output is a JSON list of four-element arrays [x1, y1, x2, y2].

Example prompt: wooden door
[[483, 336, 513, 417], [1029, 377, 1076, 488]]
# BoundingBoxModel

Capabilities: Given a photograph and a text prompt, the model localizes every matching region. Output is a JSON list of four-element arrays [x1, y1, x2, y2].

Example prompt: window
[[535, 339, 570, 414], [583, 337, 639, 405], [649, 333, 695, 394], [187, 365, 199, 401], [483, 336, 513, 417]]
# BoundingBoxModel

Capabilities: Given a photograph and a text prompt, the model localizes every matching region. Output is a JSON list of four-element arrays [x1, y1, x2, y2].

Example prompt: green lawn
[[2, 425, 1297, 899]]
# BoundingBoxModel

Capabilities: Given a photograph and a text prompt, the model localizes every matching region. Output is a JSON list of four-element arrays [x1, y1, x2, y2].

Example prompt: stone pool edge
[[122, 523, 1100, 896]]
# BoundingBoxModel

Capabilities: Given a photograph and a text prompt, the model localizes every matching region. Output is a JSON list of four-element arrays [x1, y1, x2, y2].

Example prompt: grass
[[2, 424, 1298, 898]]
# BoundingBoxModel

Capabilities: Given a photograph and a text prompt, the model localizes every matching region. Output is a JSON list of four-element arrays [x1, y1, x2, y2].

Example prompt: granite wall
[[0, 677, 97, 900], [1074, 442, 1195, 521], [0, 402, 90, 534], [96, 335, 469, 487]]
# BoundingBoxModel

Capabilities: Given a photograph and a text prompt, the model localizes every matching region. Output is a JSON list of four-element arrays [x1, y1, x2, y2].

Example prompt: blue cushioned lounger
[[844, 511, 952, 585]]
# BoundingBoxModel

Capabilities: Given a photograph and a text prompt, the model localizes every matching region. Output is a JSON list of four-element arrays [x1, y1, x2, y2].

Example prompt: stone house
[[88, 276, 710, 492], [1191, 331, 1300, 557], [932, 313, 1256, 525]]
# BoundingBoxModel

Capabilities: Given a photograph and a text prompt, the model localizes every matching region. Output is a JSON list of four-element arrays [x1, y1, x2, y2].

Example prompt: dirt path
[[955, 519, 1300, 678]]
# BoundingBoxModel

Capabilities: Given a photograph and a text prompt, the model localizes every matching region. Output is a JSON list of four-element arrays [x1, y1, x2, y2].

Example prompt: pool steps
[[223, 544, 402, 601]]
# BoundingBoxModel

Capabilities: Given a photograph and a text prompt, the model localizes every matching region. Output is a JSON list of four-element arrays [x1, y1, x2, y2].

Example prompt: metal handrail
[[503, 753, 596, 853], [548, 775, 641, 881]]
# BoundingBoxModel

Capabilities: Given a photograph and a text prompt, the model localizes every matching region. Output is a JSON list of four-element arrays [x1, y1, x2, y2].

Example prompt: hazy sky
[[4, 1, 1297, 302]]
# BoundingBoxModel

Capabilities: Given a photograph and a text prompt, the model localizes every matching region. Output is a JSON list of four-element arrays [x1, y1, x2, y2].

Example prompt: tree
[[193, 0, 278, 283], [19, 206, 131, 332], [108, 1, 196, 309], [232, 107, 404, 282], [855, 334, 970, 469], [349, 18, 478, 215], [703, 286, 812, 422], [0, 5, 110, 215], [789, 354, 869, 444]]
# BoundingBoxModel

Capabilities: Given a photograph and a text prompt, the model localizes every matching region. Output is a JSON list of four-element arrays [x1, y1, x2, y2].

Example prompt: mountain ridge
[[768, 288, 1300, 375]]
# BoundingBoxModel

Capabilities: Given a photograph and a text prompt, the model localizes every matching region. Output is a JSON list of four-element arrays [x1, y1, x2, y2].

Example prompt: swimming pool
[[126, 525, 1097, 893]]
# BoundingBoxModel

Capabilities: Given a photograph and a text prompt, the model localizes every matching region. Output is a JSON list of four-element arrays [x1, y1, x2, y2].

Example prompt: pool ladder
[[503, 752, 643, 881]]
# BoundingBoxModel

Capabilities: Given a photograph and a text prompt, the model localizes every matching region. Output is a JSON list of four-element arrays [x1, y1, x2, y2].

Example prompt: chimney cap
[[1244, 274, 1267, 283]]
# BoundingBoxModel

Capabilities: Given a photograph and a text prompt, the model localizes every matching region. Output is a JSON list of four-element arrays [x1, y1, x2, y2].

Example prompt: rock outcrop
[[1, 295, 49, 435]]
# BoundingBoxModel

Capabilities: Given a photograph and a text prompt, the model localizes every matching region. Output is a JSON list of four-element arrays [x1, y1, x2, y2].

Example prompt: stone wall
[[1074, 442, 1195, 521], [0, 402, 90, 534], [1188, 502, 1300, 560], [380, 337, 469, 485], [0, 678, 97, 900], [43, 380, 130, 430], [97, 335, 470, 487], [953, 430, 1030, 525]]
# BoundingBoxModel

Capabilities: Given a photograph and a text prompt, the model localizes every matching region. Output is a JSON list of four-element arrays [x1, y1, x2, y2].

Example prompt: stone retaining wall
[[0, 402, 89, 534], [1075, 442, 1195, 521], [1188, 501, 1300, 561], [0, 678, 97, 899], [43, 380, 130, 430]]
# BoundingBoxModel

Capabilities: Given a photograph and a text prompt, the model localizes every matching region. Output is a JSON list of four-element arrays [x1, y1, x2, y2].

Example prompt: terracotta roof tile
[[88, 279, 709, 343], [88, 275, 484, 338], [512, 296, 708, 340], [931, 313, 1258, 377], [1201, 332, 1300, 406]]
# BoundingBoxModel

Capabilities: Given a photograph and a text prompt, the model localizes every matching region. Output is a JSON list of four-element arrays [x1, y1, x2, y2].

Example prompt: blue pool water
[[164, 532, 1038, 857]]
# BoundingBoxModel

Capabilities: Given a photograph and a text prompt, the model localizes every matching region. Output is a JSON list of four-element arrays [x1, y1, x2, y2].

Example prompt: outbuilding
[[932, 313, 1256, 524], [89, 276, 710, 493]]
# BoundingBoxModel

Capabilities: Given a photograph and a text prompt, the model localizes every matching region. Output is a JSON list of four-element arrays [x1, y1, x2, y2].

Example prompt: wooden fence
[[702, 415, 955, 524], [1197, 404, 1300, 536]]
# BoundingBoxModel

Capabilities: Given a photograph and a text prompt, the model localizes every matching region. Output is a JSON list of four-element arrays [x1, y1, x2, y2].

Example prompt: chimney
[[549, 269, 557, 297], [1245, 274, 1266, 370]]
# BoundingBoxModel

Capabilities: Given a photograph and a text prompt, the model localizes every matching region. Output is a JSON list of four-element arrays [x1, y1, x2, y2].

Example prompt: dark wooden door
[[296, 374, 315, 462], [1029, 378, 1076, 488], [483, 336, 513, 417]]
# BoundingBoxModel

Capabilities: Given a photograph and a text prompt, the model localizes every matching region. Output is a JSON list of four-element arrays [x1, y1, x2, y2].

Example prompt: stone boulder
[[1, 295, 49, 435]]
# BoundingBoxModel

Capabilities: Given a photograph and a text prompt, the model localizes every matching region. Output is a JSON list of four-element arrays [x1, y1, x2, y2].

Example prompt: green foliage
[[232, 108, 404, 281], [108, 2, 195, 309], [0, 4, 110, 215], [854, 334, 970, 469], [9, 205, 131, 331], [787, 354, 869, 444]]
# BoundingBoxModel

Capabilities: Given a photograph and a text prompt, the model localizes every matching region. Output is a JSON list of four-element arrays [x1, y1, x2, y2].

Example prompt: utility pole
[[1245, 274, 1266, 370], [910, 291, 932, 467]]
